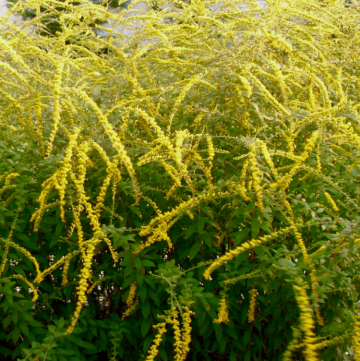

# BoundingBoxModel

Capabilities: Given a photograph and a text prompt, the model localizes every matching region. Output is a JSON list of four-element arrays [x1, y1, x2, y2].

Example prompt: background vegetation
[[1, 0, 360, 360]]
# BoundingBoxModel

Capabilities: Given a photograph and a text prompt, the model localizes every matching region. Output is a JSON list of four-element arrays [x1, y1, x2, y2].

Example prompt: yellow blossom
[[324, 192, 340, 212], [214, 295, 230, 324], [293, 283, 319, 361], [248, 288, 257, 323], [122, 282, 138, 319]]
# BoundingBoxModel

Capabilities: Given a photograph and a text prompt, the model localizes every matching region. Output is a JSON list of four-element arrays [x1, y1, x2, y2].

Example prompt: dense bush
[[1, 0, 360, 360]]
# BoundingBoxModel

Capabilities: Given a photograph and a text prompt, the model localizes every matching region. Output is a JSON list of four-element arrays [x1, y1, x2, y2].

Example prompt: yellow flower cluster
[[172, 309, 182, 359], [324, 192, 340, 212], [248, 288, 257, 323], [214, 295, 230, 324], [177, 306, 195, 361], [258, 141, 278, 180], [204, 226, 293, 280], [169, 306, 195, 361], [293, 284, 319, 361], [73, 88, 140, 200], [249, 143, 265, 211], [31, 128, 80, 228], [353, 316, 360, 361], [145, 321, 168, 361], [46, 60, 65, 157], [5, 240, 42, 283], [61, 257, 71, 287], [271, 131, 319, 190], [295, 334, 347, 351], [0, 173, 20, 196], [238, 158, 251, 202], [0, 244, 9, 277], [57, 128, 81, 222], [65, 243, 95, 335], [11, 274, 38, 302], [136, 193, 209, 253], [122, 282, 138, 319], [309, 264, 324, 326], [37, 253, 73, 283]]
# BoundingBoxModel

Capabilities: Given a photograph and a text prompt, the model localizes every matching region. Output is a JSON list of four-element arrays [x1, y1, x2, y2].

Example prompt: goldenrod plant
[[1, 0, 360, 360]]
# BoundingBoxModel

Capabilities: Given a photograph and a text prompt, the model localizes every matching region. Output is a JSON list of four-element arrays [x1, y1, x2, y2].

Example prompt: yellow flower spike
[[283, 327, 301, 361], [56, 128, 81, 222], [0, 244, 9, 277], [65, 243, 96, 335], [308, 82, 316, 111], [206, 136, 215, 159], [352, 316, 360, 361], [324, 192, 340, 212], [249, 143, 265, 211], [46, 60, 65, 157], [122, 282, 138, 319], [72, 88, 140, 201], [136, 193, 211, 253], [204, 226, 293, 280], [61, 257, 71, 287], [238, 158, 251, 202], [0, 173, 20, 196], [269, 59, 289, 106], [248, 288, 257, 323], [247, 73, 291, 116], [34, 96, 45, 155], [39, 251, 77, 282], [5, 240, 42, 283], [102, 236, 119, 264], [11, 275, 38, 302], [172, 309, 183, 360], [145, 321, 168, 361], [94, 173, 112, 216], [167, 74, 202, 133], [316, 144, 322, 172], [258, 140, 278, 179], [71, 204, 86, 258], [293, 283, 319, 361], [284, 200, 310, 265], [308, 264, 325, 327], [238, 75, 253, 99], [309, 334, 348, 351], [271, 131, 319, 190], [177, 306, 195, 361], [214, 295, 230, 324], [0, 60, 28, 84]]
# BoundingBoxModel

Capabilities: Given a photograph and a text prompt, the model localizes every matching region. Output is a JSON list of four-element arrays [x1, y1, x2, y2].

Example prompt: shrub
[[1, 1, 360, 360]]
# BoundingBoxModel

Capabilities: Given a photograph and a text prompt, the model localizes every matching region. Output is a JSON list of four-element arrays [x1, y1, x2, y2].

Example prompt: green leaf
[[68, 335, 96, 350], [6, 294, 13, 306], [148, 288, 160, 306], [142, 259, 155, 267], [197, 218, 205, 234], [185, 224, 196, 239], [141, 317, 151, 337], [139, 284, 147, 302], [232, 228, 250, 246], [189, 242, 202, 260], [20, 321, 29, 338], [251, 217, 260, 239], [136, 269, 144, 286], [141, 300, 151, 319], [143, 334, 154, 353], [159, 347, 168, 361], [243, 328, 251, 348]]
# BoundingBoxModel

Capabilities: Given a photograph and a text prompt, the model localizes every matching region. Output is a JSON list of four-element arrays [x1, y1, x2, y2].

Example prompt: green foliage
[[1, 0, 360, 360]]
